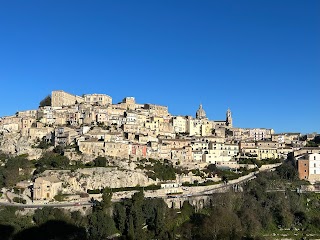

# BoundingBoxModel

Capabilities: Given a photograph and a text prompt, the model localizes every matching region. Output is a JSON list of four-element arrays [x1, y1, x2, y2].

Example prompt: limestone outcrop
[[0, 132, 43, 159], [42, 167, 157, 194]]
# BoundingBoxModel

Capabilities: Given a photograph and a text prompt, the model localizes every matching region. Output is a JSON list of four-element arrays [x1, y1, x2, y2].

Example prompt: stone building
[[105, 142, 130, 159], [160, 138, 191, 149], [293, 148, 320, 157], [271, 133, 301, 144], [114, 97, 136, 110], [171, 146, 193, 162], [52, 90, 84, 107], [16, 110, 38, 118], [226, 108, 233, 128], [196, 104, 207, 120], [54, 127, 80, 147], [130, 143, 147, 159], [84, 94, 112, 106], [28, 127, 54, 142], [33, 176, 62, 201], [38, 106, 59, 125], [78, 138, 105, 156], [144, 104, 169, 117], [240, 146, 278, 160]]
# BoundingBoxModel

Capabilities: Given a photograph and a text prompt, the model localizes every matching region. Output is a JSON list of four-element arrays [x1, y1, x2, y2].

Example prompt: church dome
[[196, 104, 206, 119]]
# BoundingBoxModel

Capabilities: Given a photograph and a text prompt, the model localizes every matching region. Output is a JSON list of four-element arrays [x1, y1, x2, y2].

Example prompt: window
[[315, 170, 317, 174], [315, 163, 316, 167]]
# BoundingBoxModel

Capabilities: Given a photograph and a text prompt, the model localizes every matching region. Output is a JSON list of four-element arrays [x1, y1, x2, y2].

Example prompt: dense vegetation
[[33, 152, 70, 174], [0, 154, 33, 188], [300, 135, 320, 147], [137, 158, 177, 181], [306, 136, 320, 147], [2, 160, 320, 239], [33, 138, 53, 149], [39, 95, 51, 107], [238, 158, 282, 167]]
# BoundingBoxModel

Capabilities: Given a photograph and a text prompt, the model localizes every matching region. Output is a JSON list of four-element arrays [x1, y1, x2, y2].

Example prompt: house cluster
[[0, 90, 317, 168]]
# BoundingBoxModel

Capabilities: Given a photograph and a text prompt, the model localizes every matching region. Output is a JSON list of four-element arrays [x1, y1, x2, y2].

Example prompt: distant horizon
[[0, 1, 319, 134]]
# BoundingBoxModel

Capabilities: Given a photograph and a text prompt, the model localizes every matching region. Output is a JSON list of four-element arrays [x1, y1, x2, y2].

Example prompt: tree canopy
[[39, 95, 51, 107]]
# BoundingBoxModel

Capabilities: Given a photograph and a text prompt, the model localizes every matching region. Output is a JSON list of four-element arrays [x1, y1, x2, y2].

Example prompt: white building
[[202, 142, 239, 164], [172, 116, 187, 133], [309, 153, 320, 176]]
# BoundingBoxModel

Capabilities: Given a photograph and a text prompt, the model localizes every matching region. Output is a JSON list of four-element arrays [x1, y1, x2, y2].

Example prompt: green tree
[[238, 196, 262, 237], [142, 198, 168, 237], [127, 214, 135, 239], [53, 145, 65, 155], [118, 191, 147, 239], [200, 206, 243, 240], [113, 203, 126, 234], [0, 168, 5, 188], [276, 161, 298, 180], [33, 207, 69, 226], [39, 95, 51, 107], [93, 156, 107, 167], [35, 152, 70, 173], [102, 187, 112, 210], [35, 138, 52, 149], [88, 210, 118, 240], [71, 211, 87, 227], [2, 155, 33, 187]]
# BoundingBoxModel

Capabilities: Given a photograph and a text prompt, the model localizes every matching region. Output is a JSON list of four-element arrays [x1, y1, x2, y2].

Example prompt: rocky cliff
[[42, 167, 157, 193], [0, 132, 43, 159]]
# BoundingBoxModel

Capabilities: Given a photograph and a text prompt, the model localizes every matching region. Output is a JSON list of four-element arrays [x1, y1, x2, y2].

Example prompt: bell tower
[[226, 108, 233, 127]]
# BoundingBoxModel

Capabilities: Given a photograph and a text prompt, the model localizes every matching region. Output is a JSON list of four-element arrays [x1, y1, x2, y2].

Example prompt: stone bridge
[[163, 182, 245, 210]]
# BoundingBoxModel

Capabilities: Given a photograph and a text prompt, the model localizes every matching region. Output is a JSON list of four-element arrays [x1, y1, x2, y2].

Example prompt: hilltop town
[[0, 90, 319, 203]]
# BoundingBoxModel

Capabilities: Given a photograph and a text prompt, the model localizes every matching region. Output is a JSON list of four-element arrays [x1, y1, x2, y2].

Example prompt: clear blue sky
[[0, 0, 319, 134]]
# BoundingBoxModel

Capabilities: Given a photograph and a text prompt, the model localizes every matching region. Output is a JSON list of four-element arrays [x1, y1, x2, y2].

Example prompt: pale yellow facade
[[187, 119, 202, 136], [78, 139, 105, 157], [33, 176, 62, 201], [172, 116, 187, 133], [241, 147, 278, 160]]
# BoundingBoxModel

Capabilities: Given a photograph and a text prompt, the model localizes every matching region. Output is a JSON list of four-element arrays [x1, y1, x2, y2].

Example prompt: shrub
[[12, 197, 26, 204], [87, 189, 102, 194], [80, 192, 89, 198]]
